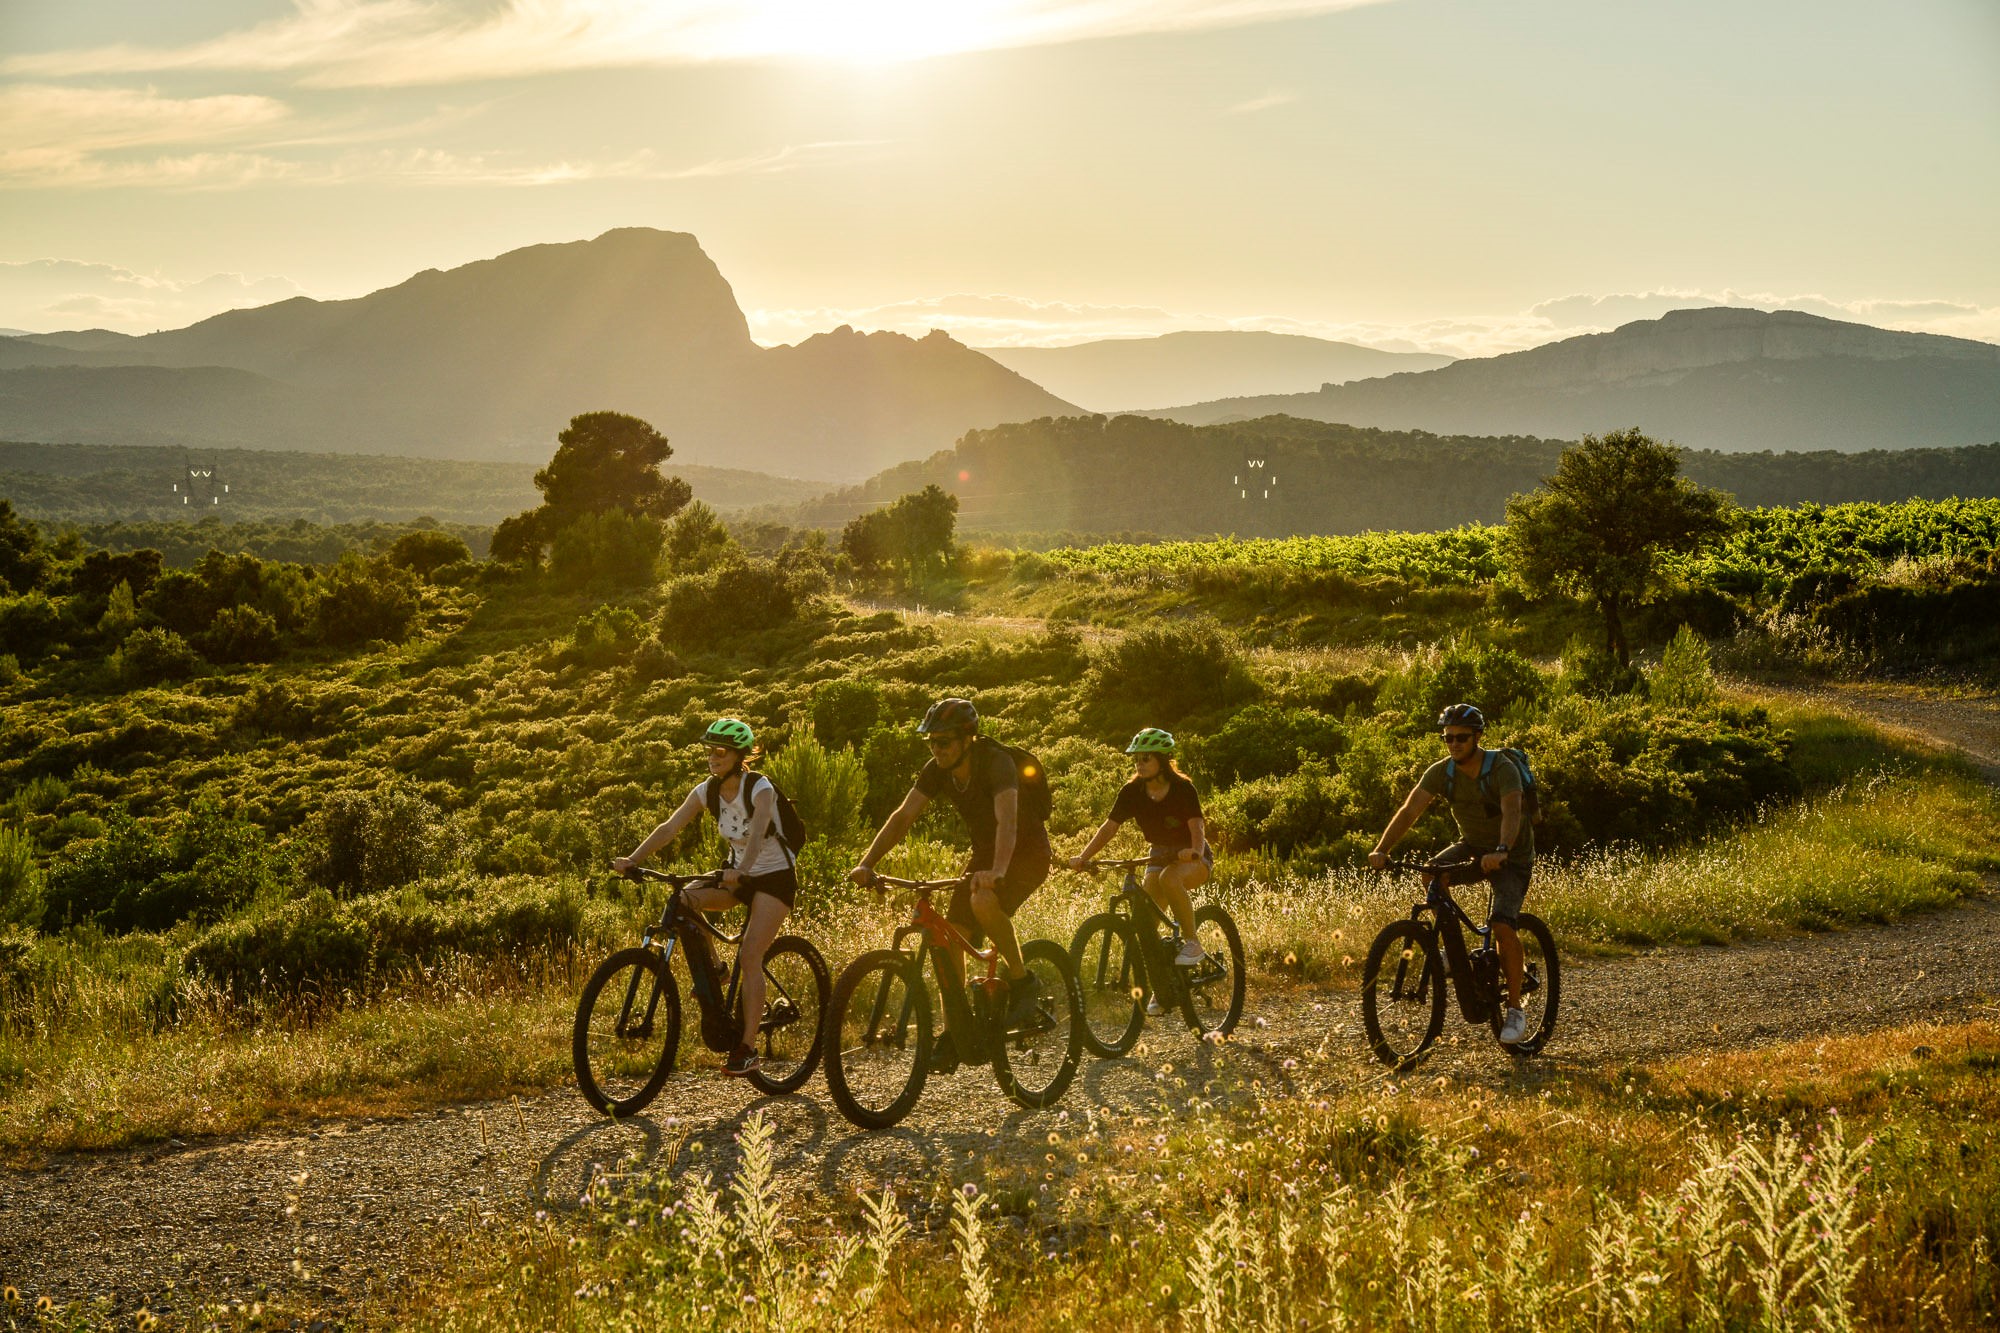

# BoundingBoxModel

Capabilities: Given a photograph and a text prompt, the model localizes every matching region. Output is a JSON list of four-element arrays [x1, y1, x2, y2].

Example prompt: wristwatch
[[1494, 844, 1509, 855]]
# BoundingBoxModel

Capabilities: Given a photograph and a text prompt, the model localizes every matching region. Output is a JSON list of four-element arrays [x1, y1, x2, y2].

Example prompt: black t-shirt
[[915, 737, 1050, 863], [1108, 773, 1204, 850]]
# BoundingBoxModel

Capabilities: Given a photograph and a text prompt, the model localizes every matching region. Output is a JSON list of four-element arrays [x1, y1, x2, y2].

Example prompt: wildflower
[[1282, 1059, 1298, 1070], [1048, 1131, 1061, 1144], [1254, 1016, 1268, 1029], [2, 1288, 16, 1306], [136, 1313, 158, 1332], [1283, 952, 1298, 966], [961, 1181, 979, 1198]]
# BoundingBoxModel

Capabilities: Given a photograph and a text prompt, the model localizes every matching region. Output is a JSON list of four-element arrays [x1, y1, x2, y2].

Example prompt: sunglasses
[[927, 735, 967, 751], [1442, 732, 1479, 744]]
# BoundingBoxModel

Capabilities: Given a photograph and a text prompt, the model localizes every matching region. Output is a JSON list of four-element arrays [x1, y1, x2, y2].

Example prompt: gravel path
[[6, 686, 1999, 1323]]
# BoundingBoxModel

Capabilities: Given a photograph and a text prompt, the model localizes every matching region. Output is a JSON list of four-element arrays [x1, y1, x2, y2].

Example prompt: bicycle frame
[[625, 869, 794, 1054], [1090, 858, 1192, 1006], [1394, 862, 1502, 1026], [873, 875, 1010, 1062]]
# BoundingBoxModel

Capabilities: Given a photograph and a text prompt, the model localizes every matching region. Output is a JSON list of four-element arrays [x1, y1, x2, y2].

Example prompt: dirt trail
[[6, 687, 2000, 1322]]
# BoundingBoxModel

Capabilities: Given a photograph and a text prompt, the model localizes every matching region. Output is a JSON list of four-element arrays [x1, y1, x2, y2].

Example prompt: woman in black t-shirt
[[1069, 727, 1211, 968]]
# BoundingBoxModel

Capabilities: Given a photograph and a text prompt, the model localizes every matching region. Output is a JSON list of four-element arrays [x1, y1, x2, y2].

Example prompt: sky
[[1, 0, 1997, 355]]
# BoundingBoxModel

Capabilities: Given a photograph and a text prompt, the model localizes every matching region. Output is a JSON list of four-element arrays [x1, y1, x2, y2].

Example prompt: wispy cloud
[[0, 84, 292, 185], [1223, 89, 1296, 115], [5, 0, 1398, 88], [0, 259, 308, 334]]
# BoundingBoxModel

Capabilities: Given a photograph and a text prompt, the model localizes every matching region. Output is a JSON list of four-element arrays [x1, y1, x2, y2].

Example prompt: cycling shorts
[[727, 865, 798, 910], [1439, 841, 1532, 926], [949, 840, 1051, 945]]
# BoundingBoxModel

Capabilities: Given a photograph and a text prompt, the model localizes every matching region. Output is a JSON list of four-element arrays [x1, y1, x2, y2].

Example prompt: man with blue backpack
[[1368, 703, 1539, 1044]]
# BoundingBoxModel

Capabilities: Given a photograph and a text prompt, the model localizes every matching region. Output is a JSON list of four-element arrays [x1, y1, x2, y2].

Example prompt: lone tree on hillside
[[491, 412, 692, 566], [1502, 428, 1734, 668], [841, 484, 959, 585]]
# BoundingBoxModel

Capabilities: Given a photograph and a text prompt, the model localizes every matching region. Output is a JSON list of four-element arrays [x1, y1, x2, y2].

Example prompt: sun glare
[[709, 0, 1021, 65]]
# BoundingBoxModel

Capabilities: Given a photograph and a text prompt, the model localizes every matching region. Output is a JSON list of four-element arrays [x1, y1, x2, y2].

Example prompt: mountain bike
[[1069, 856, 1246, 1057], [572, 867, 830, 1116], [1360, 857, 1560, 1069], [825, 872, 1083, 1130]]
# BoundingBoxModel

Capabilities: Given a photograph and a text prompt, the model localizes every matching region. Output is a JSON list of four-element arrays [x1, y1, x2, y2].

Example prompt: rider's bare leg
[[733, 893, 789, 1049], [1494, 920, 1524, 1008], [1143, 863, 1204, 939], [970, 886, 1027, 980]]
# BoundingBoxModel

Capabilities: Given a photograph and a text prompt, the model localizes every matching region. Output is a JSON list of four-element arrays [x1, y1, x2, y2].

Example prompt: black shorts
[[1149, 845, 1214, 870], [950, 838, 1052, 944], [727, 865, 798, 910]]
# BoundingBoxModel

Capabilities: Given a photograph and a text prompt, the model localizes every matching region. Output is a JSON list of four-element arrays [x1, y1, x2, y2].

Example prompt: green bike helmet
[[1125, 727, 1177, 756], [702, 717, 756, 751]]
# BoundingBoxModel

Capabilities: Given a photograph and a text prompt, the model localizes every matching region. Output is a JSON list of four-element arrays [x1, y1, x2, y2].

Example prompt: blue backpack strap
[[1477, 748, 1497, 799]]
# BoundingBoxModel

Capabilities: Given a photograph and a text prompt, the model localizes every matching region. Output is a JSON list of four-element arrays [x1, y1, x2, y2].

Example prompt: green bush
[[303, 783, 465, 897], [1185, 703, 1347, 787], [861, 723, 930, 822], [1085, 619, 1259, 732], [1377, 635, 1546, 726], [0, 591, 64, 661], [664, 502, 737, 574], [811, 678, 884, 753], [764, 729, 869, 846], [231, 679, 324, 739], [199, 604, 281, 664], [40, 801, 286, 933], [314, 553, 419, 646], [111, 626, 203, 686], [183, 888, 371, 1000], [387, 529, 474, 577], [1649, 625, 1718, 709], [660, 557, 818, 646], [549, 510, 666, 589], [568, 604, 646, 669], [0, 824, 42, 929]]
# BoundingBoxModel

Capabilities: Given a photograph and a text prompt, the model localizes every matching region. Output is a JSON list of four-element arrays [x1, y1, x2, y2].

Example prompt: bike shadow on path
[[532, 1092, 832, 1213]]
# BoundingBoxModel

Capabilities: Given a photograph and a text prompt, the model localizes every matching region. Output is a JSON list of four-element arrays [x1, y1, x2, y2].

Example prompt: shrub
[[0, 653, 20, 685], [0, 824, 42, 930], [0, 591, 63, 661], [630, 634, 685, 682], [811, 678, 884, 753], [112, 626, 203, 686], [40, 801, 285, 933], [232, 679, 324, 739], [664, 502, 738, 574], [1185, 703, 1347, 788], [1085, 619, 1259, 732], [1559, 635, 1645, 698], [861, 723, 931, 822], [387, 529, 473, 577], [303, 783, 465, 897], [314, 553, 419, 646], [568, 604, 646, 669], [1377, 635, 1546, 727], [1649, 625, 1718, 709], [764, 729, 868, 846], [200, 604, 281, 664], [183, 888, 372, 1000], [660, 557, 817, 647]]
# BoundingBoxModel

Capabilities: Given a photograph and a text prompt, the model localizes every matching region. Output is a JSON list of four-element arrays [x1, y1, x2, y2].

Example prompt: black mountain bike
[[825, 872, 1083, 1130], [572, 867, 831, 1116], [1069, 856, 1246, 1057], [1360, 857, 1560, 1069]]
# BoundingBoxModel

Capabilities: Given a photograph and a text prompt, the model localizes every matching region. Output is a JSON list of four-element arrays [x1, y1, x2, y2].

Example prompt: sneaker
[[1005, 972, 1043, 1028], [723, 1044, 762, 1076], [928, 1030, 961, 1075], [1145, 995, 1165, 1017], [1174, 940, 1207, 968], [1498, 1007, 1529, 1045]]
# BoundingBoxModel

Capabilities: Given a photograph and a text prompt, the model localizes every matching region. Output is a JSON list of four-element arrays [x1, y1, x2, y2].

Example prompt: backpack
[[1444, 746, 1544, 826], [705, 771, 808, 866], [985, 738, 1054, 827]]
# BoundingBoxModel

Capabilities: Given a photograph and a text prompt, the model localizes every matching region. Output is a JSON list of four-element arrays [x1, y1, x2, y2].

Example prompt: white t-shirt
[[696, 776, 792, 876]]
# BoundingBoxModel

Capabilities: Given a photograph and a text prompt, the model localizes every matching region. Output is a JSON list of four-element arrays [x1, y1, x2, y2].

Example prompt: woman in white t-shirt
[[612, 717, 798, 1077]]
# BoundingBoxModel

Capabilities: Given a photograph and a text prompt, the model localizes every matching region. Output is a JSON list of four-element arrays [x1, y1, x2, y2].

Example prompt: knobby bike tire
[[573, 947, 682, 1117], [993, 938, 1084, 1110], [1179, 904, 1247, 1039], [743, 935, 832, 1096], [1360, 921, 1446, 1069], [826, 949, 932, 1130], [1489, 912, 1561, 1057], [1070, 912, 1146, 1058]]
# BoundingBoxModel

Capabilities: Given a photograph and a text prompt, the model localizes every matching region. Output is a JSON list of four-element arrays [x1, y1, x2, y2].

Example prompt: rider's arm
[[616, 788, 706, 868], [1495, 790, 1521, 856], [1074, 817, 1122, 863], [1186, 815, 1207, 859], [1370, 787, 1434, 859], [858, 788, 929, 870], [989, 785, 1019, 877]]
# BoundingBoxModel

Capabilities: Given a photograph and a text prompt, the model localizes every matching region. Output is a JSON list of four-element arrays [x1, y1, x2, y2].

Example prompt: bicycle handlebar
[[1076, 855, 1174, 871], [854, 870, 971, 893], [621, 866, 727, 889], [1376, 856, 1482, 875]]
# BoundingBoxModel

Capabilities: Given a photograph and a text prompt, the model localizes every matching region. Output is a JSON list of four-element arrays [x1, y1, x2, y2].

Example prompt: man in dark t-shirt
[[849, 697, 1052, 1059]]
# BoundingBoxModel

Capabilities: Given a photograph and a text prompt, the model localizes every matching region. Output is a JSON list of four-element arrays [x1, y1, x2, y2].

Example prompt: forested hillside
[[780, 414, 2000, 540]]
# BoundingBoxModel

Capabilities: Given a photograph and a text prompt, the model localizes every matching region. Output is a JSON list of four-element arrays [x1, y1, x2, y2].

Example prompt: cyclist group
[[605, 687, 1536, 1094]]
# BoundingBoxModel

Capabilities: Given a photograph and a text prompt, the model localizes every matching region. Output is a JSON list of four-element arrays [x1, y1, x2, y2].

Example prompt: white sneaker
[[1174, 941, 1206, 967], [1145, 995, 1165, 1016], [1498, 1007, 1529, 1044]]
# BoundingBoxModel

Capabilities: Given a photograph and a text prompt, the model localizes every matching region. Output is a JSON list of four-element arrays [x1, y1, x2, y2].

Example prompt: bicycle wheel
[[994, 938, 1083, 1111], [573, 947, 682, 1116], [1489, 913, 1561, 1057], [1071, 913, 1146, 1057], [743, 935, 831, 1095], [1360, 921, 1445, 1069], [826, 949, 931, 1130], [1179, 904, 1246, 1039]]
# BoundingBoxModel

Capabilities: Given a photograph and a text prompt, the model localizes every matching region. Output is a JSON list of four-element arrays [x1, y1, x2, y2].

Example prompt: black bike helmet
[[919, 697, 979, 736], [1437, 703, 1486, 732]]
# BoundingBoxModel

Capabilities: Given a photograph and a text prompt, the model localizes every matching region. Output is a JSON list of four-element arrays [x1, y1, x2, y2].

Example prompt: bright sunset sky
[[2, 0, 1996, 354]]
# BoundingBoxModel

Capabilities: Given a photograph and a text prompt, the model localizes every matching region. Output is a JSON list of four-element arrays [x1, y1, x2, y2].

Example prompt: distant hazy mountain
[[0, 229, 1078, 481], [977, 331, 1452, 411], [1145, 309, 2000, 451]]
